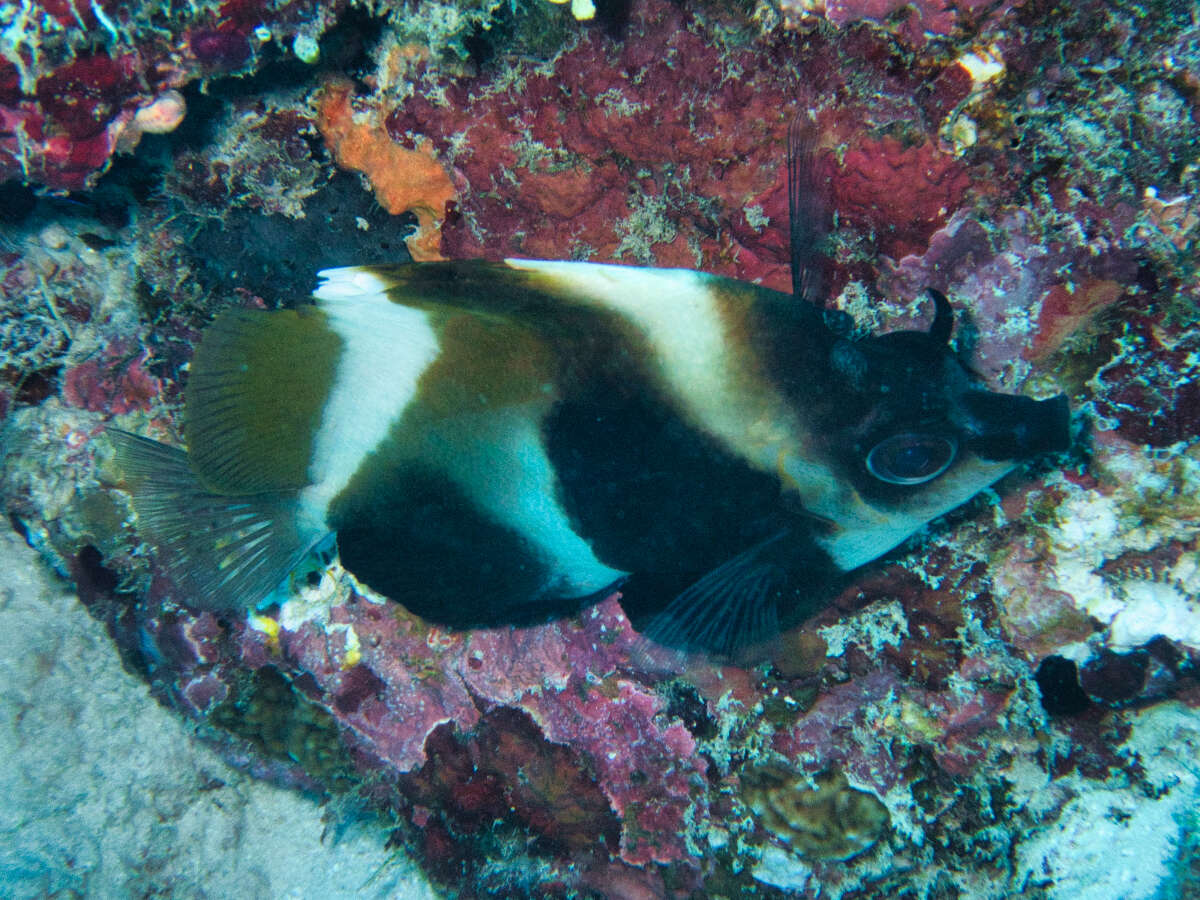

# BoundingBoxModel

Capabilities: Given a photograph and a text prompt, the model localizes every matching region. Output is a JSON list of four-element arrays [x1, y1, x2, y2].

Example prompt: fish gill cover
[[1, 0, 1200, 897]]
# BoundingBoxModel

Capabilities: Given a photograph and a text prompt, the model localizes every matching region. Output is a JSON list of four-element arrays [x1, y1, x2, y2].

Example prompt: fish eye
[[865, 433, 957, 485]]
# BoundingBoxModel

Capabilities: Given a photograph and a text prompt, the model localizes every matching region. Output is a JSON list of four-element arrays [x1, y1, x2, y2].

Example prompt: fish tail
[[108, 429, 324, 611]]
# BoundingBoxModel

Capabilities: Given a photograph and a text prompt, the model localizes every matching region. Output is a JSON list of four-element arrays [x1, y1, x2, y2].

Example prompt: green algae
[[209, 665, 358, 792]]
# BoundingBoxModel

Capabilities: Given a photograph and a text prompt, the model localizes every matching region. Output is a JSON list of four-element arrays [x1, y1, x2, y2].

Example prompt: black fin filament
[[786, 119, 830, 306]]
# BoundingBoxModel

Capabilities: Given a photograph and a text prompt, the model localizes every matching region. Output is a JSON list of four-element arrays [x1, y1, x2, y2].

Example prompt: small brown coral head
[[742, 763, 890, 861]]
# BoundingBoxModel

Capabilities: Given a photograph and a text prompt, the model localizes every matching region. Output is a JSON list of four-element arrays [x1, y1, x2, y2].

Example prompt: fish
[[111, 134, 1070, 657]]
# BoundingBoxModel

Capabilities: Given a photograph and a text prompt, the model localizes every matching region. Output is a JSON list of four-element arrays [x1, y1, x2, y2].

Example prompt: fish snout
[[960, 392, 1072, 460]]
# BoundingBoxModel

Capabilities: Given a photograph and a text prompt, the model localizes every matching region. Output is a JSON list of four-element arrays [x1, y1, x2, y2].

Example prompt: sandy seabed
[[0, 527, 439, 900]]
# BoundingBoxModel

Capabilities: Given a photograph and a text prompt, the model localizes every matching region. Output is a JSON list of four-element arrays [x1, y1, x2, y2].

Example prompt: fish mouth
[[961, 392, 1072, 460]]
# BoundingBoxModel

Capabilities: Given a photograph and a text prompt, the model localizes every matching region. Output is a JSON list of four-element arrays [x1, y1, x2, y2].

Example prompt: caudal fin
[[109, 429, 324, 611]]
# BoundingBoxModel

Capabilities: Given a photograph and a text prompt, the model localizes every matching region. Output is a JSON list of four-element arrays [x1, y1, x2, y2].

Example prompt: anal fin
[[109, 430, 326, 612]]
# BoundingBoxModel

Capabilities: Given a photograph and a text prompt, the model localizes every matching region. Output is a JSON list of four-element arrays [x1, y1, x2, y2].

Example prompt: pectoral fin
[[637, 531, 794, 657]]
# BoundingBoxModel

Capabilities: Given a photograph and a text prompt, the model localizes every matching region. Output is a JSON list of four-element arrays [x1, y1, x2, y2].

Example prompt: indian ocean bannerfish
[[113, 138, 1070, 657]]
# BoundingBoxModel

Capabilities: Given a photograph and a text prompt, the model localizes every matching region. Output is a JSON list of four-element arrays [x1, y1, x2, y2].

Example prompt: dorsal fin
[[185, 306, 342, 494], [787, 120, 830, 306]]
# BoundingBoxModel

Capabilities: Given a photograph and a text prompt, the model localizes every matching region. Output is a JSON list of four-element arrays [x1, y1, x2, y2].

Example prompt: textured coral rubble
[[0, 0, 347, 190], [2, 0, 1200, 896]]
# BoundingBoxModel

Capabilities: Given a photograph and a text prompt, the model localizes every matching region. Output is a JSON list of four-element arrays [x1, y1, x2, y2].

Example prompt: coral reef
[[0, 0, 350, 191], [835, 135, 970, 258], [2, 0, 1200, 897], [776, 0, 1019, 49], [379, 0, 990, 283], [166, 100, 325, 222]]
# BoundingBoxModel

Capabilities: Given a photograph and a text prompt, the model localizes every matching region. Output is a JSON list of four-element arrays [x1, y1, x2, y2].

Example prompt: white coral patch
[[818, 600, 908, 657], [1109, 578, 1200, 652], [1014, 703, 1200, 900], [1051, 491, 1121, 552], [1043, 447, 1200, 653], [957, 45, 1005, 88], [751, 845, 812, 892]]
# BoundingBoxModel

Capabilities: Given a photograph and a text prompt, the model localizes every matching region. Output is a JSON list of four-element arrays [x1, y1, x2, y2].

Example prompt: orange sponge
[[315, 79, 456, 261]]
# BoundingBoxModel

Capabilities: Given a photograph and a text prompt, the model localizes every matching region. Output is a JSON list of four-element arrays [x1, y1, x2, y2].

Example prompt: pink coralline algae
[[62, 345, 161, 415], [383, 0, 982, 288], [780, 0, 1019, 48], [221, 593, 707, 870], [119, 572, 719, 891], [877, 207, 1144, 391]]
